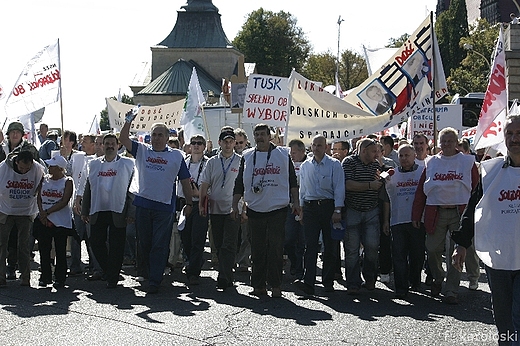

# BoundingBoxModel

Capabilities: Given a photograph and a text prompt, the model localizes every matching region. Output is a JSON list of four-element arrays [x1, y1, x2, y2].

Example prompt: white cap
[[45, 155, 67, 169]]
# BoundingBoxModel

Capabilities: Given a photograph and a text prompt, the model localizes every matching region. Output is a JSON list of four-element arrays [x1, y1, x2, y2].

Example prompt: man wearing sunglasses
[[179, 135, 208, 286]]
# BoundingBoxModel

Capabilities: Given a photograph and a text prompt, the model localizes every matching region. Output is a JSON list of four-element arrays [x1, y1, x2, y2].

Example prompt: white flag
[[473, 28, 506, 150], [180, 67, 206, 143], [89, 114, 101, 135], [4, 39, 61, 117]]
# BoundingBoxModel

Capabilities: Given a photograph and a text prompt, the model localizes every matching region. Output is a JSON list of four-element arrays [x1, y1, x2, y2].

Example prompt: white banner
[[407, 104, 463, 141], [287, 15, 448, 145], [242, 74, 289, 127], [106, 98, 184, 133], [4, 39, 61, 118], [474, 27, 506, 150]]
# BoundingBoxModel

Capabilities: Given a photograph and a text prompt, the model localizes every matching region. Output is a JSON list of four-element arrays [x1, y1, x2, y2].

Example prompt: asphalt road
[[0, 247, 497, 346]]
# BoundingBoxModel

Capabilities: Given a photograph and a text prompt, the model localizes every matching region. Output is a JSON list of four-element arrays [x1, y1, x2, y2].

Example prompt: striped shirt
[[343, 155, 381, 211]]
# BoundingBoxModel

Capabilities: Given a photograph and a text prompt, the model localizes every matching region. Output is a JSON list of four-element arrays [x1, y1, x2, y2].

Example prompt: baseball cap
[[45, 155, 68, 169], [219, 131, 235, 141], [7, 121, 24, 134]]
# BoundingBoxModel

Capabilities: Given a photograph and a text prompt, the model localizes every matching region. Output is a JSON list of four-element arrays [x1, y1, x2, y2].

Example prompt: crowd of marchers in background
[[0, 116, 518, 345]]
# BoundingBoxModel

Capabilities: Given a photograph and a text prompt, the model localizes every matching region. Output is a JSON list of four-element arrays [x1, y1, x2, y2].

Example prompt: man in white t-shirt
[[0, 151, 44, 287], [412, 127, 478, 305], [81, 134, 135, 288], [200, 130, 241, 290]]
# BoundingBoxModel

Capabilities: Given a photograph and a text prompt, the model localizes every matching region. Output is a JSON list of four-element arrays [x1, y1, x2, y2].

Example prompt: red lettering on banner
[[146, 156, 168, 164], [483, 121, 502, 138], [480, 64, 505, 116]]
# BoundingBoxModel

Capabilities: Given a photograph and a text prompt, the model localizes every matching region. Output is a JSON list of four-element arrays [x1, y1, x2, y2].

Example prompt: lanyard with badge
[[220, 153, 236, 188]]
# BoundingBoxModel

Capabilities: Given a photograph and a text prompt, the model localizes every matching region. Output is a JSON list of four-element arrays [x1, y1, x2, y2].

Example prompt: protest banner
[[242, 74, 289, 127], [106, 98, 184, 132]]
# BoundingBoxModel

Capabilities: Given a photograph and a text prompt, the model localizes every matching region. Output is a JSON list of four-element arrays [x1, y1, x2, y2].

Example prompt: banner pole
[[431, 12, 438, 153], [57, 38, 64, 135]]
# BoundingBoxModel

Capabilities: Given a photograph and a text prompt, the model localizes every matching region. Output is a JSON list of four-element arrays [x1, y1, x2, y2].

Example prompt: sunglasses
[[190, 141, 205, 146]]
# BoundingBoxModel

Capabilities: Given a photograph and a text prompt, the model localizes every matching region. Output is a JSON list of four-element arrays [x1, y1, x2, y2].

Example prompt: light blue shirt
[[299, 154, 345, 208]]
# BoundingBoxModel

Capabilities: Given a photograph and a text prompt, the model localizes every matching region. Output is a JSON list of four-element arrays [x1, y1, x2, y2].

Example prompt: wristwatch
[[334, 210, 341, 214]]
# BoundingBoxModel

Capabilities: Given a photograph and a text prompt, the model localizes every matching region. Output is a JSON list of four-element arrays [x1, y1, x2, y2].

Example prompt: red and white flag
[[473, 28, 506, 150], [4, 39, 61, 118]]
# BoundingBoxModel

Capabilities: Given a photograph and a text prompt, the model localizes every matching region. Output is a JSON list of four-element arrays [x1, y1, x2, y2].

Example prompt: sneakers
[[380, 274, 391, 283], [469, 280, 478, 290]]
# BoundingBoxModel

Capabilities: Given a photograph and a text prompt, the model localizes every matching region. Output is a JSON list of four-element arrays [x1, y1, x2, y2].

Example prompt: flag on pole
[[4, 39, 61, 118], [334, 71, 344, 99], [180, 67, 206, 143], [88, 114, 101, 134], [473, 28, 506, 150]]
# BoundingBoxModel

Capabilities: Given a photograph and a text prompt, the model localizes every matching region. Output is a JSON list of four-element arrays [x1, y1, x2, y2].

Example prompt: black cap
[[219, 131, 235, 141]]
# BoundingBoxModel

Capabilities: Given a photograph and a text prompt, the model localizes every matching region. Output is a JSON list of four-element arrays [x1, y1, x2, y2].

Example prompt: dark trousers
[[302, 200, 338, 288], [249, 208, 287, 290], [379, 231, 392, 275], [210, 213, 240, 285], [284, 208, 305, 279], [391, 222, 425, 294], [35, 218, 69, 284], [90, 212, 126, 285], [181, 204, 208, 278]]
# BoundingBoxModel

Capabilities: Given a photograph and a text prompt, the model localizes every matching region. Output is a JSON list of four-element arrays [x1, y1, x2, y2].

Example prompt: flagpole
[[57, 38, 64, 134], [201, 106, 211, 141], [430, 12, 438, 153]]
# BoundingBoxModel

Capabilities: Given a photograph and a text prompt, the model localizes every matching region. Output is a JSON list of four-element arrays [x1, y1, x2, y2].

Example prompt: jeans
[[344, 207, 380, 289], [210, 213, 240, 285], [249, 208, 287, 290], [236, 220, 251, 268], [284, 208, 304, 279], [0, 215, 32, 282], [391, 222, 426, 294], [124, 222, 137, 262], [70, 213, 101, 274], [136, 207, 174, 287], [486, 266, 520, 346], [90, 212, 127, 285], [302, 200, 338, 288], [425, 208, 461, 297], [181, 204, 208, 278]]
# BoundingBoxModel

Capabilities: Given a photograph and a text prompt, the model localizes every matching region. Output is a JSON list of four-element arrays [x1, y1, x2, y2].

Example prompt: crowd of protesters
[[0, 116, 518, 345]]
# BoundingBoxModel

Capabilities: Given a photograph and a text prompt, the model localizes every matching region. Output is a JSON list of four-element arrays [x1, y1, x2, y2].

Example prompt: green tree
[[232, 8, 311, 77], [301, 49, 368, 91], [99, 94, 133, 131], [386, 33, 410, 48], [449, 19, 499, 95], [435, 0, 469, 77]]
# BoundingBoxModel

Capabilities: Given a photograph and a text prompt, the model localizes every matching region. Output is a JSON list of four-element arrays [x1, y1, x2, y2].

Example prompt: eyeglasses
[[236, 141, 245, 145], [190, 141, 205, 146]]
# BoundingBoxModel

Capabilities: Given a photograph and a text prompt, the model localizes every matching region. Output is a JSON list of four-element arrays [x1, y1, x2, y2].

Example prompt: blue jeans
[[302, 200, 338, 288], [136, 207, 174, 287], [180, 204, 208, 278], [0, 216, 32, 282], [344, 207, 380, 289], [486, 266, 520, 345], [391, 222, 425, 295], [284, 208, 304, 279]]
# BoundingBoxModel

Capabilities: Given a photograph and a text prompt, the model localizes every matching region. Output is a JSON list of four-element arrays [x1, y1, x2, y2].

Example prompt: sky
[[0, 0, 437, 133]]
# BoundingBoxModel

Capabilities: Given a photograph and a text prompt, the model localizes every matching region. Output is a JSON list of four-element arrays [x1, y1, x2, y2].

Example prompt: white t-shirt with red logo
[[41, 176, 73, 228], [0, 160, 44, 216]]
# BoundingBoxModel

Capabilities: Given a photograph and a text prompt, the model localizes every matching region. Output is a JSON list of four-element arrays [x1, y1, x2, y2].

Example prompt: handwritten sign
[[106, 98, 184, 132], [242, 74, 289, 127], [406, 104, 463, 141]]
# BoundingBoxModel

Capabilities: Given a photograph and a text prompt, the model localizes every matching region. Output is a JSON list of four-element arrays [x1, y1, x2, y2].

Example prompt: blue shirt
[[299, 154, 345, 208]]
